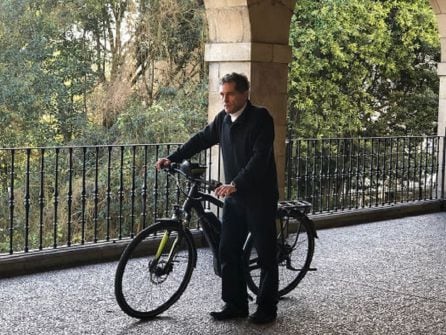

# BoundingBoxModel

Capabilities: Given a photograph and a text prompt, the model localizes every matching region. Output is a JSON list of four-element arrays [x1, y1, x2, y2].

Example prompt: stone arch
[[203, 0, 296, 198], [203, 1, 446, 196]]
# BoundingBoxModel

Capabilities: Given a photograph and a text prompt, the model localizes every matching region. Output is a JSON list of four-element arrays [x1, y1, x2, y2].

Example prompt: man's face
[[219, 82, 248, 114]]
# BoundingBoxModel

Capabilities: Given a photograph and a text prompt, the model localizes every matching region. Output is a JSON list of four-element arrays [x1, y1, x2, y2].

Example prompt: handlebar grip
[[169, 162, 179, 170], [161, 162, 178, 172]]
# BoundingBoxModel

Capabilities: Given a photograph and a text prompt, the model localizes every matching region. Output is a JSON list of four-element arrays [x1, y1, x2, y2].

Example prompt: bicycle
[[114, 160, 317, 319]]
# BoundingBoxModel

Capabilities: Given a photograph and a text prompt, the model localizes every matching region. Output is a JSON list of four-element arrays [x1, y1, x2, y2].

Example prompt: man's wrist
[[230, 181, 237, 189]]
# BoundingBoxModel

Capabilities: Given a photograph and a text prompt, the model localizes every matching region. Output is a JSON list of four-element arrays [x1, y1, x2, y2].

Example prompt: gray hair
[[219, 72, 250, 93]]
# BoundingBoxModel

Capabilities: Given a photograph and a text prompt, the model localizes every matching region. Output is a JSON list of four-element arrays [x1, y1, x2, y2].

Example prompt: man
[[155, 72, 279, 324]]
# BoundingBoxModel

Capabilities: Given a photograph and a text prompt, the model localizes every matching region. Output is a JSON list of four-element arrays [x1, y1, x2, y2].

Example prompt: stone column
[[439, 66, 446, 136], [436, 64, 446, 199], [204, 0, 296, 200], [430, 0, 446, 197]]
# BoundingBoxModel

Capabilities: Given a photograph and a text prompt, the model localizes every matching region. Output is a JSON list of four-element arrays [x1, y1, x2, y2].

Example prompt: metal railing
[[0, 144, 215, 255], [1, 135, 445, 255], [285, 135, 445, 214]]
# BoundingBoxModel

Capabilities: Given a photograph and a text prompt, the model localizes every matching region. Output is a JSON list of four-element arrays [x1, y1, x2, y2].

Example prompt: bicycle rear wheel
[[244, 215, 315, 297], [114, 221, 196, 319]]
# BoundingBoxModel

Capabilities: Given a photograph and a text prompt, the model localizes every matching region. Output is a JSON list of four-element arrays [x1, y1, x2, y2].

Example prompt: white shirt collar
[[230, 103, 247, 122]]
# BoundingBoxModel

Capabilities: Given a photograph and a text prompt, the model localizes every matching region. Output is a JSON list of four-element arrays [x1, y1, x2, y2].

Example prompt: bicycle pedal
[[308, 268, 317, 271]]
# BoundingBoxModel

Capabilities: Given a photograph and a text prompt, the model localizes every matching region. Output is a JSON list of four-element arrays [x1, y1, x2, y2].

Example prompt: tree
[[73, 0, 206, 130], [0, 0, 207, 145], [288, 0, 440, 139], [133, 0, 206, 101], [369, 0, 440, 136], [0, 0, 97, 146]]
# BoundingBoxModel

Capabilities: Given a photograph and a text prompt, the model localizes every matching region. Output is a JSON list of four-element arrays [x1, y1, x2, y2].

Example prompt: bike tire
[[244, 215, 315, 297], [114, 221, 196, 319]]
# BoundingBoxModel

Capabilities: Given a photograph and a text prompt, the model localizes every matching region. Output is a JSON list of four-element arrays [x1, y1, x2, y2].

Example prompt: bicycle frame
[[182, 180, 225, 274], [153, 172, 224, 276], [158, 165, 317, 279]]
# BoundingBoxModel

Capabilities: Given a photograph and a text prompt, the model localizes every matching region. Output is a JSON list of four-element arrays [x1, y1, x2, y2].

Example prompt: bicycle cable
[[170, 170, 205, 201]]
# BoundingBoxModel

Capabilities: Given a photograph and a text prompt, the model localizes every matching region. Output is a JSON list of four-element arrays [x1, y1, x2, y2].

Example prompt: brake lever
[[168, 162, 179, 171], [207, 179, 222, 192], [162, 162, 181, 176]]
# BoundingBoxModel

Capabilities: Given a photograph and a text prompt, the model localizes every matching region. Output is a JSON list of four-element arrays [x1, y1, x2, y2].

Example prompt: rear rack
[[277, 200, 312, 218]]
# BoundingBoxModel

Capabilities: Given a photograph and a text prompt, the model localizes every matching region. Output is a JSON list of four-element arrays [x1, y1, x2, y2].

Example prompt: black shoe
[[249, 309, 277, 324], [210, 304, 249, 321]]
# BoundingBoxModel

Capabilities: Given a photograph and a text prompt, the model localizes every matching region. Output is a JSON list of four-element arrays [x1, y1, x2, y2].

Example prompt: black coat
[[168, 101, 279, 202]]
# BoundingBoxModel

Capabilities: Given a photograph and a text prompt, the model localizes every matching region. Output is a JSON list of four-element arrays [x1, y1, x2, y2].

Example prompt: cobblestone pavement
[[1, 212, 445, 335]]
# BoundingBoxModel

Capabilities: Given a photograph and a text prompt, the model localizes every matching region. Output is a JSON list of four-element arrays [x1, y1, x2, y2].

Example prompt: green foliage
[[0, 0, 206, 147], [2, 0, 439, 144], [289, 0, 440, 138], [113, 82, 208, 144], [0, 0, 97, 147]]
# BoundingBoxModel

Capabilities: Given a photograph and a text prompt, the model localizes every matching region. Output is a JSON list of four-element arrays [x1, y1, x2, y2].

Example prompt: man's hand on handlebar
[[155, 158, 233, 197], [214, 183, 237, 198], [155, 158, 171, 171]]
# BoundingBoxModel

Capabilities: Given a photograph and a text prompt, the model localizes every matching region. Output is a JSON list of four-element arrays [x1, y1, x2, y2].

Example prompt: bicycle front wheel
[[244, 215, 315, 297], [114, 221, 196, 319]]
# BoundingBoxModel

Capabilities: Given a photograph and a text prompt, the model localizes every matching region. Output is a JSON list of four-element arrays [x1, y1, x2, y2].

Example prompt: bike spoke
[[115, 223, 195, 319], [246, 217, 314, 297]]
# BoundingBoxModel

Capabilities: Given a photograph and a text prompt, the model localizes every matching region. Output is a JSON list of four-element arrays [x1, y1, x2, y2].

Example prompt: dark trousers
[[219, 196, 278, 312]]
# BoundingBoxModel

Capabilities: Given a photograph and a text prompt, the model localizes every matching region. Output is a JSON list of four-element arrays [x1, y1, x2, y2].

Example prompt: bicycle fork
[[150, 230, 181, 277]]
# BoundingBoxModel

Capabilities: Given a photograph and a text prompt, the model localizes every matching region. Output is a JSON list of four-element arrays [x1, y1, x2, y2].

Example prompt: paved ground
[[1, 211, 445, 335]]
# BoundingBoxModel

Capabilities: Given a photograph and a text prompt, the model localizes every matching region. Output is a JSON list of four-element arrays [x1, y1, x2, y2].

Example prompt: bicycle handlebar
[[163, 161, 222, 192], [161, 160, 312, 216]]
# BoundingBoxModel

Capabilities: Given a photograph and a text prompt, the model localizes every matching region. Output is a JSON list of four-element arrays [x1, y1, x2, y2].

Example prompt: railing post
[[81, 147, 87, 245], [53, 148, 59, 249], [441, 132, 446, 202], [118, 146, 125, 240], [67, 148, 73, 247], [285, 137, 292, 200], [24, 148, 31, 252], [39, 149, 45, 250], [8, 149, 15, 255]]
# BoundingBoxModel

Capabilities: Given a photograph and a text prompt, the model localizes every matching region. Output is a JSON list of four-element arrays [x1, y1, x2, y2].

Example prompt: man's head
[[219, 73, 250, 114]]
